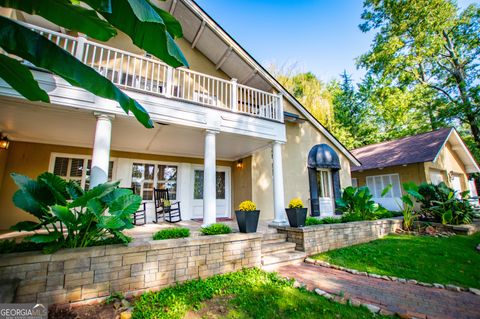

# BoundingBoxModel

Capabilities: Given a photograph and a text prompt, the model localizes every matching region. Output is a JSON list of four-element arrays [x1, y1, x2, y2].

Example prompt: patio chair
[[153, 188, 182, 223], [121, 187, 146, 226]]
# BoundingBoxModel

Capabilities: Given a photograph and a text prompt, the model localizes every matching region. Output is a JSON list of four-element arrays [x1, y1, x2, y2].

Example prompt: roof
[[168, 0, 361, 166], [351, 128, 480, 173]]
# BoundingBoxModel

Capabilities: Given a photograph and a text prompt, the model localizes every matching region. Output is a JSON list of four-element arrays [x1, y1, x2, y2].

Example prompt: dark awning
[[307, 144, 340, 169]]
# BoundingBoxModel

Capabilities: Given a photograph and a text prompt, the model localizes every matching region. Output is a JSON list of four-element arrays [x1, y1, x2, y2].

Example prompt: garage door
[[366, 174, 403, 211]]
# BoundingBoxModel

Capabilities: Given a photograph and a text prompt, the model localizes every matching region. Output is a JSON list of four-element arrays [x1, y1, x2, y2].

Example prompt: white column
[[90, 113, 114, 188], [203, 130, 218, 226], [272, 141, 288, 225]]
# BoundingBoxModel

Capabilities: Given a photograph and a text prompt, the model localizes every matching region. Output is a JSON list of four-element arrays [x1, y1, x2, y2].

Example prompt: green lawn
[[132, 268, 391, 319], [312, 233, 480, 289]]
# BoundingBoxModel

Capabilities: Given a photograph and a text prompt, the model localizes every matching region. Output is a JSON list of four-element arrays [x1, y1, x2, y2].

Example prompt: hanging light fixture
[[0, 134, 10, 150]]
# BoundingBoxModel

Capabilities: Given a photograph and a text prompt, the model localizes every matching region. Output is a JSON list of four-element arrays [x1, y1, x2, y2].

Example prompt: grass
[[312, 232, 480, 289], [132, 268, 391, 319], [153, 228, 190, 240], [200, 223, 232, 235]]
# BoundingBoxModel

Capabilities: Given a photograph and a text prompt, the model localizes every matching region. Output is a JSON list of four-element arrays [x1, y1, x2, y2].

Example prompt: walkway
[[275, 263, 480, 319]]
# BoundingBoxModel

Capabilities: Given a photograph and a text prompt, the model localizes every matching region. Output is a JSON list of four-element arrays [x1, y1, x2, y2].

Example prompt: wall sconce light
[[0, 134, 9, 150], [236, 160, 244, 169]]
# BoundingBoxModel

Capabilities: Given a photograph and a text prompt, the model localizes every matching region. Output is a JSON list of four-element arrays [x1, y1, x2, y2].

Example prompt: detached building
[[350, 128, 479, 210]]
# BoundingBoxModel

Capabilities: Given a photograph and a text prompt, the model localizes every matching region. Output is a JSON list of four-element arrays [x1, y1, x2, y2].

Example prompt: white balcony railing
[[22, 23, 283, 122]]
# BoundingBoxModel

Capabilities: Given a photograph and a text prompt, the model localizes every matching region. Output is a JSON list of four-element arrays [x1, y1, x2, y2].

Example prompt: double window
[[52, 156, 114, 190], [366, 174, 401, 198], [131, 163, 178, 200]]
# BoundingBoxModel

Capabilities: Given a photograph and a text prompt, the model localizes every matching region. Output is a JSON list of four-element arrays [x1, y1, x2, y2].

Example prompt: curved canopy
[[307, 144, 340, 169]]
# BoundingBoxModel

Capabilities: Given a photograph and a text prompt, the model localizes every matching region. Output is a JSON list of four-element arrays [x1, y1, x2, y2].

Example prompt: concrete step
[[261, 251, 307, 268], [261, 233, 287, 244], [261, 241, 297, 255]]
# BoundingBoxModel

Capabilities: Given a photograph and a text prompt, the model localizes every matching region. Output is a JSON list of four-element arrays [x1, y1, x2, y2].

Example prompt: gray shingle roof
[[351, 128, 453, 172]]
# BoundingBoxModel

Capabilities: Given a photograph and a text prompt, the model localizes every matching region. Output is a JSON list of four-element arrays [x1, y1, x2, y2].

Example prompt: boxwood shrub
[[200, 223, 231, 235], [153, 227, 190, 240]]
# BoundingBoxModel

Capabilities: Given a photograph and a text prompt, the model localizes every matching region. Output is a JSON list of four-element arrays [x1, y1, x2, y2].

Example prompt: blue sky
[[195, 0, 478, 84]]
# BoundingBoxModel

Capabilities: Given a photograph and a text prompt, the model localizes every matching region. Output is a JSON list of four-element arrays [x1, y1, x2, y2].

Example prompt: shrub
[[335, 186, 389, 221], [153, 228, 190, 240], [321, 217, 342, 224], [200, 223, 231, 235], [341, 212, 364, 223], [305, 217, 323, 226], [288, 198, 304, 209], [238, 200, 256, 211], [9, 172, 141, 253], [417, 182, 473, 225], [373, 209, 394, 219], [0, 239, 44, 254]]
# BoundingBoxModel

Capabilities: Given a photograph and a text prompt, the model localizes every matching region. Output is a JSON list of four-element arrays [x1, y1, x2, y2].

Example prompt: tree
[[0, 0, 189, 128], [269, 64, 334, 129], [358, 0, 480, 149]]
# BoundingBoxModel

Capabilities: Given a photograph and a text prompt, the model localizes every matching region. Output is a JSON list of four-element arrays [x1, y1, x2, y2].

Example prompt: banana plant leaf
[[0, 17, 154, 128], [0, 54, 49, 102], [0, 0, 117, 41]]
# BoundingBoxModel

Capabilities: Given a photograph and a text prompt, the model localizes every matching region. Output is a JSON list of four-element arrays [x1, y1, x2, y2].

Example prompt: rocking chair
[[153, 188, 182, 223]]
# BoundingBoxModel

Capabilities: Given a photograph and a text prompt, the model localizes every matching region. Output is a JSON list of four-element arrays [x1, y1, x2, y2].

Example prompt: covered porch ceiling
[[0, 99, 272, 161]]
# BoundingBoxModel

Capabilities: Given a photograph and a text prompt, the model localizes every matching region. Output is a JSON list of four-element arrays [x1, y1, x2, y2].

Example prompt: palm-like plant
[[0, 0, 189, 128]]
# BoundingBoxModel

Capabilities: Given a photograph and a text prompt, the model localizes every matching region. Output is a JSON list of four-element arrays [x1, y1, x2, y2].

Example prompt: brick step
[[261, 251, 307, 268], [261, 241, 297, 255], [261, 233, 287, 244]]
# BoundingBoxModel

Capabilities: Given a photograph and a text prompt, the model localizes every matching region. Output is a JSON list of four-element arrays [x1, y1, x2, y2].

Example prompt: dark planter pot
[[235, 210, 260, 233], [286, 208, 308, 227]]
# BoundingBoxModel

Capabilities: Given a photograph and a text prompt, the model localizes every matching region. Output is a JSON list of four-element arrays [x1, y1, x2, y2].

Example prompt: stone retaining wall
[[0, 233, 262, 305], [276, 218, 403, 255], [413, 220, 480, 235]]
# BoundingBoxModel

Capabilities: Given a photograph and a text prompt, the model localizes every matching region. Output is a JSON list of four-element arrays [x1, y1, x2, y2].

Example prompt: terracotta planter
[[286, 207, 308, 227], [235, 210, 260, 233]]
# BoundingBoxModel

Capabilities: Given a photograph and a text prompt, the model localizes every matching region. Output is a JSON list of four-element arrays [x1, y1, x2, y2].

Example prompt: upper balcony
[[21, 22, 284, 124]]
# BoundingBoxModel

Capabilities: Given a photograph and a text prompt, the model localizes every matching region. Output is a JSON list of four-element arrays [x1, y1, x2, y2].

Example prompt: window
[[52, 156, 114, 189], [366, 174, 401, 198], [131, 163, 178, 201], [316, 169, 332, 198], [193, 170, 226, 200]]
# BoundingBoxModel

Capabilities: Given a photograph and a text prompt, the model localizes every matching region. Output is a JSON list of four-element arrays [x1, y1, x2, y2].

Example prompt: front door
[[316, 169, 334, 216], [451, 174, 463, 198], [191, 166, 231, 219]]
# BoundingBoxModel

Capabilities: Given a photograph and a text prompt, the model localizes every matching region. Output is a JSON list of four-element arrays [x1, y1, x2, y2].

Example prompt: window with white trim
[[131, 163, 178, 201], [52, 156, 114, 190], [316, 169, 333, 198], [366, 174, 401, 198]]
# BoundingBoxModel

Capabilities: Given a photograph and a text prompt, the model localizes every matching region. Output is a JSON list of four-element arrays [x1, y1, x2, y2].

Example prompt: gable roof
[[156, 0, 361, 166], [351, 128, 480, 173]]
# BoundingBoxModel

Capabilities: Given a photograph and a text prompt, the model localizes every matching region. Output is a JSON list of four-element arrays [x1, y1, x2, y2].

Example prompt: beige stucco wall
[[0, 148, 8, 191], [0, 141, 233, 230], [231, 156, 253, 217], [252, 100, 353, 220], [352, 163, 427, 189], [424, 142, 469, 191]]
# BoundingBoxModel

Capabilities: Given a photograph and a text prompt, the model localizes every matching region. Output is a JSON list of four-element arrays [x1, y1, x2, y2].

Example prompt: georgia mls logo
[[31, 304, 47, 316]]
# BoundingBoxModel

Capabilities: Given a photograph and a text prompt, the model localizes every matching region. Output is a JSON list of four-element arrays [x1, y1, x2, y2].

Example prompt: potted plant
[[286, 198, 308, 227], [235, 200, 260, 233]]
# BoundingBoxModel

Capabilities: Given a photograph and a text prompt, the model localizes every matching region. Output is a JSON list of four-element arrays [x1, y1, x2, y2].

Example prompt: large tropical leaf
[[0, 0, 117, 41], [95, 0, 188, 67], [0, 54, 49, 102], [99, 215, 125, 229], [65, 180, 84, 200], [70, 180, 119, 207], [0, 17, 154, 128], [27, 231, 63, 243], [109, 194, 142, 216], [51, 205, 76, 227], [101, 188, 132, 204], [38, 172, 70, 205], [10, 221, 42, 232]]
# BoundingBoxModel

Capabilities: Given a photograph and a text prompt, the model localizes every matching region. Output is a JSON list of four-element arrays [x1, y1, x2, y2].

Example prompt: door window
[[131, 163, 178, 200], [316, 170, 332, 198], [193, 170, 226, 200]]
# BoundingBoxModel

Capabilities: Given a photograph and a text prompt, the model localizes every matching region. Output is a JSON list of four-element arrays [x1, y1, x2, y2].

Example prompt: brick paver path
[[275, 263, 480, 319]]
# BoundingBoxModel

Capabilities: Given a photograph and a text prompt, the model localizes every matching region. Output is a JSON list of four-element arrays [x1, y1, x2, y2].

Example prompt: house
[[0, 0, 360, 230], [350, 128, 480, 211]]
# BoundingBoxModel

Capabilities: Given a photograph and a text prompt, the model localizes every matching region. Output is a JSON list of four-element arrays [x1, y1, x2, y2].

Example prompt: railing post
[[231, 78, 237, 111], [277, 93, 284, 122], [75, 35, 87, 62], [165, 66, 173, 98]]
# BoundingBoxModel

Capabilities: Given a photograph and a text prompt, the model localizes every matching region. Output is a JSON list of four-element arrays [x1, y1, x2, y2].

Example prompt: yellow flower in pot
[[286, 198, 308, 227], [235, 200, 260, 233]]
